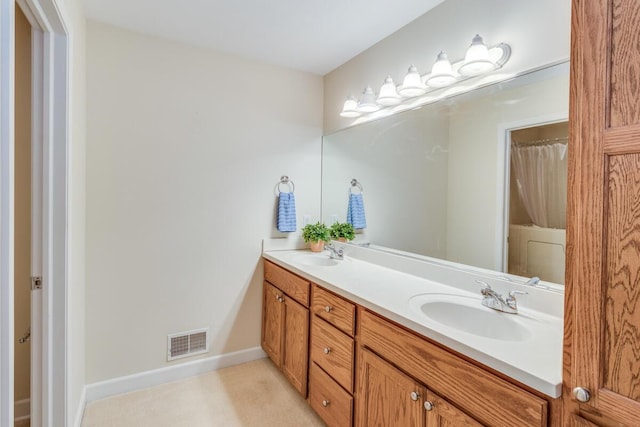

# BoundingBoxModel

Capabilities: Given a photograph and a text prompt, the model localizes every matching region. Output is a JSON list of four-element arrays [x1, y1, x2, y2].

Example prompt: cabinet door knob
[[323, 347, 331, 354], [275, 294, 280, 300], [424, 400, 434, 411], [573, 387, 591, 403], [410, 391, 421, 401], [322, 399, 330, 407], [325, 306, 333, 313]]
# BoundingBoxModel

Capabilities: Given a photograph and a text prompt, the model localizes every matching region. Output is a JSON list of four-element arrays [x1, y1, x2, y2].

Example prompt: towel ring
[[349, 178, 363, 194], [275, 175, 295, 195]]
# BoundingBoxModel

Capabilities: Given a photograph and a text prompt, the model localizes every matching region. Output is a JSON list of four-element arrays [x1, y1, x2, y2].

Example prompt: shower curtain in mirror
[[511, 142, 568, 229]]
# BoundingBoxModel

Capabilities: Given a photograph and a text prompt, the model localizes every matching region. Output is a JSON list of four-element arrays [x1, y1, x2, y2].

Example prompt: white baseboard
[[85, 346, 267, 403], [14, 398, 30, 422], [73, 385, 87, 427]]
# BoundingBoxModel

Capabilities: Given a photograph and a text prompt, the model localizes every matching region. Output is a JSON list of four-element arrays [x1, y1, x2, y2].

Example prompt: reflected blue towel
[[277, 192, 297, 232], [347, 193, 367, 229]]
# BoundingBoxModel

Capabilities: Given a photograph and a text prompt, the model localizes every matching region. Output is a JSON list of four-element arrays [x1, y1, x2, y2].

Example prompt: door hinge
[[31, 276, 42, 290]]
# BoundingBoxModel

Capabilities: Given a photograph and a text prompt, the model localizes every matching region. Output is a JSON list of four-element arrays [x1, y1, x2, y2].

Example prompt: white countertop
[[262, 245, 563, 398]]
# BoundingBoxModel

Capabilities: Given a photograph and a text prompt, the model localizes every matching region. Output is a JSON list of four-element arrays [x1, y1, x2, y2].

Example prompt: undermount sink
[[409, 293, 533, 341], [291, 252, 339, 267]]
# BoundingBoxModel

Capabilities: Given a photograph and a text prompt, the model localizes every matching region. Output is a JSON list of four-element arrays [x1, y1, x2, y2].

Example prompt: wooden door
[[424, 390, 482, 427], [262, 281, 283, 366], [282, 295, 309, 397], [565, 0, 640, 425], [356, 348, 426, 427]]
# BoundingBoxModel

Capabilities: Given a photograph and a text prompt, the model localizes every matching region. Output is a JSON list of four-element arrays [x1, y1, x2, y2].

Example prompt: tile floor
[[81, 358, 325, 426]]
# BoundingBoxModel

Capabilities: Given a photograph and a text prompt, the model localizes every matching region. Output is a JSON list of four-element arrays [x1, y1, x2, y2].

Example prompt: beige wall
[[85, 21, 323, 382], [323, 0, 571, 134], [14, 5, 31, 405]]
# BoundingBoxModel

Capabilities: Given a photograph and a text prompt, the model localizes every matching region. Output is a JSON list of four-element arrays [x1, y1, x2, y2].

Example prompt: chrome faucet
[[475, 280, 527, 314], [325, 243, 344, 260]]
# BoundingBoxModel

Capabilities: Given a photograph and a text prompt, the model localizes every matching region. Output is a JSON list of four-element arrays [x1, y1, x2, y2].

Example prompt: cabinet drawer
[[312, 285, 356, 336], [264, 260, 310, 307], [311, 316, 354, 393], [309, 362, 353, 427], [359, 309, 548, 427]]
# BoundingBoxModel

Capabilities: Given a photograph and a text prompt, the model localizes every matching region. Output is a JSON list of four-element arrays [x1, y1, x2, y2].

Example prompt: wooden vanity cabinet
[[309, 285, 356, 427], [357, 308, 549, 427], [357, 347, 482, 426], [261, 261, 310, 397]]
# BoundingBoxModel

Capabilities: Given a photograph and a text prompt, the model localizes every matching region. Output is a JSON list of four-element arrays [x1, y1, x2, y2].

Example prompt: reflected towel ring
[[275, 175, 295, 195], [350, 178, 363, 194]]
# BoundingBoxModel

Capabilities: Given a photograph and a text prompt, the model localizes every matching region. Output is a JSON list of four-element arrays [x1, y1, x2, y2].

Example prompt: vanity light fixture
[[398, 65, 427, 97], [340, 96, 361, 118], [426, 51, 456, 88], [339, 35, 511, 120], [376, 76, 402, 106], [357, 86, 380, 113]]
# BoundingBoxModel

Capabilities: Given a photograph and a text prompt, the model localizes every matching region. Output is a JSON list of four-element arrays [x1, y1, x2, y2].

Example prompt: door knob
[[424, 400, 434, 411], [325, 306, 332, 313], [410, 391, 420, 401], [322, 399, 330, 407], [323, 347, 331, 354], [573, 387, 591, 403]]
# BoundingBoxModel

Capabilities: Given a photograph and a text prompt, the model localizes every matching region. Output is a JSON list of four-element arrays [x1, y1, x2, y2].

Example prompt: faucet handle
[[475, 280, 491, 289], [506, 290, 527, 310], [508, 290, 528, 298]]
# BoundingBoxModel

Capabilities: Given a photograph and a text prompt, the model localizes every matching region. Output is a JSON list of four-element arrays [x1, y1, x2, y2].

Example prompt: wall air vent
[[167, 328, 209, 361]]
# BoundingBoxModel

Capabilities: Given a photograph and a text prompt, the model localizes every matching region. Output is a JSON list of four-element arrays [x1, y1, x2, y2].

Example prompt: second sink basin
[[409, 293, 534, 341], [291, 252, 339, 267]]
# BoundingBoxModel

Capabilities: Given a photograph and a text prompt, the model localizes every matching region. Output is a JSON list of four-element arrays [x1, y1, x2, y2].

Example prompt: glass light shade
[[376, 76, 402, 106], [458, 34, 497, 76], [340, 96, 361, 118], [426, 51, 456, 88], [398, 65, 427, 97], [357, 86, 380, 113]]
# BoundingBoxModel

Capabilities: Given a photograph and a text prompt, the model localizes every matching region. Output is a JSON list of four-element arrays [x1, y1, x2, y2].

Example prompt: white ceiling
[[82, 0, 445, 75]]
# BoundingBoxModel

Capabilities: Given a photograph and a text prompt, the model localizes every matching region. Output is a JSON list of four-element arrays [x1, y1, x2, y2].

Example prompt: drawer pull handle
[[325, 306, 333, 313], [424, 400, 434, 411], [322, 399, 330, 407], [410, 391, 420, 401], [323, 347, 331, 354], [573, 387, 591, 403]]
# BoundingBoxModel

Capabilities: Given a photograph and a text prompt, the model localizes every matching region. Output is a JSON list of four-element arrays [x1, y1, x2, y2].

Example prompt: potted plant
[[330, 222, 355, 242], [302, 222, 331, 252]]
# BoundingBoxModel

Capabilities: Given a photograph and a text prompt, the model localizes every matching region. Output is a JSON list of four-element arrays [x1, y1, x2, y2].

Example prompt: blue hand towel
[[347, 193, 367, 229], [277, 192, 297, 232]]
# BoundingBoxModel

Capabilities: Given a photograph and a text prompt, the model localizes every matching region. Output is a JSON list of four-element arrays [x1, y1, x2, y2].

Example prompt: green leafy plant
[[330, 222, 355, 241], [302, 222, 331, 243]]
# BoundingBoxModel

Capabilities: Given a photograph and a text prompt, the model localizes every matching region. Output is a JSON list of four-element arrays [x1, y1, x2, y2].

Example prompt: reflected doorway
[[506, 121, 568, 284]]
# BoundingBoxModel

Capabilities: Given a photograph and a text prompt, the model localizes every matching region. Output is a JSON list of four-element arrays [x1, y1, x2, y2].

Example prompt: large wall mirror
[[322, 62, 569, 284]]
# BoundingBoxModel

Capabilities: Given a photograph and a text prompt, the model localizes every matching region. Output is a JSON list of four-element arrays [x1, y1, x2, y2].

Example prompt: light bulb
[[340, 96, 361, 118], [398, 65, 427, 97], [426, 51, 456, 88], [459, 34, 496, 76], [357, 86, 380, 113], [376, 76, 402, 106]]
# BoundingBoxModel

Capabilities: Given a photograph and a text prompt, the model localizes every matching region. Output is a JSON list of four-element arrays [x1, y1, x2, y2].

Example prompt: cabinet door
[[356, 348, 426, 427], [567, 0, 640, 424], [262, 281, 283, 366], [282, 295, 309, 397], [424, 390, 482, 427]]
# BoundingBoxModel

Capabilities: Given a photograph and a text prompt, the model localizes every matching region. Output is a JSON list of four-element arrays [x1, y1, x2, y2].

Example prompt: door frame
[[1, 0, 69, 426], [496, 112, 568, 272]]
